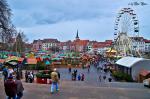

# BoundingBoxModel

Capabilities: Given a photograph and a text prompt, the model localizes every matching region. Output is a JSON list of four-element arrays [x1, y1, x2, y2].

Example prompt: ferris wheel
[[114, 7, 139, 56]]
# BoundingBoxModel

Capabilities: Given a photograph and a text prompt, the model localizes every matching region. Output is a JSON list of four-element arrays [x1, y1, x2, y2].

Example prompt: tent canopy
[[116, 57, 147, 68], [106, 49, 117, 53], [27, 58, 37, 64]]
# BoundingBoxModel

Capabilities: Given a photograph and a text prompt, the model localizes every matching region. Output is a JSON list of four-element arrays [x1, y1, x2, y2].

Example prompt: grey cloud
[[8, 0, 122, 27]]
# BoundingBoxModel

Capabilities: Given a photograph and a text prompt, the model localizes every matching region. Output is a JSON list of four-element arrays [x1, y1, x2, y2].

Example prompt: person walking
[[77, 74, 81, 81], [28, 72, 33, 83], [81, 73, 85, 81], [87, 65, 90, 73], [15, 76, 24, 99], [25, 71, 28, 82], [99, 75, 101, 82], [71, 72, 75, 81], [3, 67, 8, 81], [68, 64, 71, 73], [108, 77, 112, 82], [50, 69, 59, 93], [103, 75, 106, 82], [4, 76, 17, 99], [74, 70, 77, 81]]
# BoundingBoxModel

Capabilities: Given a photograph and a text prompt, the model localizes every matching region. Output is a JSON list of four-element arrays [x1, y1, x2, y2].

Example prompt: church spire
[[76, 30, 79, 40]]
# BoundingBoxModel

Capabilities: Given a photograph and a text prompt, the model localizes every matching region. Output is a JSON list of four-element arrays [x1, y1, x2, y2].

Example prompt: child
[[77, 74, 81, 81]]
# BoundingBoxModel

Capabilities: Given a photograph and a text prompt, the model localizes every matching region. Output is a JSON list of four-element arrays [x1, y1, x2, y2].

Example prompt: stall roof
[[27, 58, 37, 64], [116, 57, 146, 68], [0, 59, 5, 63]]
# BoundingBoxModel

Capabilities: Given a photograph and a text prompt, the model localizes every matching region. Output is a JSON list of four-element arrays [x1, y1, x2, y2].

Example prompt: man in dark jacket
[[15, 75, 24, 99], [4, 76, 17, 99]]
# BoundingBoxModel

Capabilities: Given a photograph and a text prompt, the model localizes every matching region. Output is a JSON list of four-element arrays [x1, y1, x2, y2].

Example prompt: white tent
[[116, 57, 150, 80], [116, 57, 145, 68]]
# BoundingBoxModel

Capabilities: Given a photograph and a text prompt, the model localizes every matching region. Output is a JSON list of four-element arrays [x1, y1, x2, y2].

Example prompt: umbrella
[[45, 60, 51, 65], [4, 60, 18, 67], [5, 56, 18, 62]]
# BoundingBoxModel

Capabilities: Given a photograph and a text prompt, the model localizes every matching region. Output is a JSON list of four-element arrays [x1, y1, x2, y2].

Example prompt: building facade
[[33, 39, 43, 51], [144, 39, 150, 52], [42, 39, 59, 50], [131, 37, 145, 53]]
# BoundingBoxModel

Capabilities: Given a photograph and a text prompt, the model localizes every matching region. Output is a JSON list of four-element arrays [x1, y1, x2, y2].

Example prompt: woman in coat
[[15, 76, 24, 99]]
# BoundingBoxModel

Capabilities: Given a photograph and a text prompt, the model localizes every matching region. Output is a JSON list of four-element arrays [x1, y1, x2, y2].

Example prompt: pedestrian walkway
[[0, 80, 150, 99], [56, 64, 146, 89]]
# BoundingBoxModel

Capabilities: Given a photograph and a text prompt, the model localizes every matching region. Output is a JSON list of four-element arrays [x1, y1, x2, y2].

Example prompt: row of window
[[42, 43, 57, 48]]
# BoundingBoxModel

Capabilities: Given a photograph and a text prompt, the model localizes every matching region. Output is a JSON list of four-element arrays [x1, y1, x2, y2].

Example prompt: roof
[[144, 39, 150, 43], [106, 49, 117, 53], [140, 70, 150, 76], [130, 37, 144, 42], [27, 58, 37, 64], [33, 40, 38, 43], [42, 39, 59, 43], [0, 59, 5, 63], [74, 40, 89, 46], [116, 57, 145, 68]]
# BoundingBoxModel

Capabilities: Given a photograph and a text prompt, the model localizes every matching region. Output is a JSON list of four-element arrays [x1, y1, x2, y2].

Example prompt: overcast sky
[[7, 0, 150, 43]]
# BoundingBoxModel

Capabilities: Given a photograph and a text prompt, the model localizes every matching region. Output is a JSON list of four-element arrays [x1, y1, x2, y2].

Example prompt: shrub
[[37, 65, 45, 70], [36, 70, 53, 78], [112, 71, 133, 82]]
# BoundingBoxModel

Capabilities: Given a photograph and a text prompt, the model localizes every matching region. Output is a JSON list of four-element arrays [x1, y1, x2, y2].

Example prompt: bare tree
[[13, 31, 28, 53], [0, 0, 16, 43], [20, 31, 28, 42]]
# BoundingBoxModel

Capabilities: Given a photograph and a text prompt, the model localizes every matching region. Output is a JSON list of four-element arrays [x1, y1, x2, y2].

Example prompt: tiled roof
[[130, 37, 144, 41], [33, 40, 38, 43], [92, 41, 112, 48], [75, 40, 89, 46], [144, 39, 150, 43], [42, 39, 59, 43]]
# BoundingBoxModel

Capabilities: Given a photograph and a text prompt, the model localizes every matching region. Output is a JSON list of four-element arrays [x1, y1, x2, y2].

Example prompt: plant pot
[[36, 78, 47, 84]]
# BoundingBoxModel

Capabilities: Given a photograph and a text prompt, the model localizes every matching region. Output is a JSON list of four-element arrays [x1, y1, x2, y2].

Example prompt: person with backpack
[[50, 69, 60, 93], [4, 76, 17, 99]]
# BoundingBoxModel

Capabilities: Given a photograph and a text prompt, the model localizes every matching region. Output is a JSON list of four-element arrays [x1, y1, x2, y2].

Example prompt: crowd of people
[[1, 56, 114, 98], [95, 60, 113, 83], [71, 69, 85, 81]]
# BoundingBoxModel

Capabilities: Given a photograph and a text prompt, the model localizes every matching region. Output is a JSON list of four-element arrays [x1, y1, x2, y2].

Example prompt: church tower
[[76, 30, 80, 40]]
